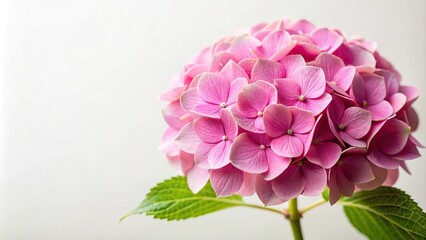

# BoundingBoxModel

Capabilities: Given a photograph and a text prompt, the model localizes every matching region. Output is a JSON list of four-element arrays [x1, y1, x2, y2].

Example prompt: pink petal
[[301, 162, 327, 196], [341, 156, 375, 183], [405, 107, 419, 131], [314, 52, 344, 82], [162, 101, 192, 129], [238, 58, 257, 79], [376, 69, 399, 97], [187, 166, 210, 193], [219, 60, 249, 81], [251, 59, 283, 83], [290, 19, 316, 34], [237, 173, 257, 196], [259, 30, 295, 61], [193, 117, 224, 143], [230, 133, 268, 174], [399, 85, 419, 105], [193, 102, 221, 118], [180, 88, 202, 113], [272, 165, 305, 200], [294, 93, 332, 116], [335, 167, 355, 197], [356, 164, 388, 190], [290, 107, 315, 134], [306, 142, 341, 169], [388, 93, 406, 113], [220, 109, 238, 140], [262, 149, 291, 180], [232, 108, 261, 133], [280, 54, 306, 77], [228, 77, 248, 105], [340, 107, 371, 139], [328, 170, 342, 205], [367, 146, 400, 169], [339, 132, 366, 148], [271, 135, 304, 158], [290, 66, 326, 98], [275, 78, 301, 107], [194, 142, 215, 168], [263, 104, 292, 137], [159, 127, 179, 154], [210, 164, 244, 197], [209, 52, 238, 72], [366, 101, 393, 121], [208, 140, 232, 169], [175, 123, 201, 154], [197, 73, 230, 104], [334, 66, 355, 91], [310, 28, 343, 53], [392, 140, 421, 161], [255, 177, 285, 206], [363, 73, 386, 105], [230, 35, 261, 59], [159, 86, 186, 102], [383, 169, 399, 187], [237, 80, 278, 117], [351, 73, 366, 104]]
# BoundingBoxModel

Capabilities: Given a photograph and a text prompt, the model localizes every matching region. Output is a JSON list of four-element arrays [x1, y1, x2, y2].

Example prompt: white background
[[1, 0, 425, 239]]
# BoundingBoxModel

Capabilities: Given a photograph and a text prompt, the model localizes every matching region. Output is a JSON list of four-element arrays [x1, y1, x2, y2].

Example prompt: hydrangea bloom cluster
[[159, 18, 422, 205]]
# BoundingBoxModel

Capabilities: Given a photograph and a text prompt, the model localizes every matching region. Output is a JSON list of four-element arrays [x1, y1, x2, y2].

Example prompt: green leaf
[[342, 186, 426, 240], [121, 176, 243, 221], [321, 187, 330, 201]]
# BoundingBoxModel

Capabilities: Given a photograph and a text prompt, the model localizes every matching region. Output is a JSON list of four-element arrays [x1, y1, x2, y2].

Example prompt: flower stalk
[[288, 198, 304, 240]]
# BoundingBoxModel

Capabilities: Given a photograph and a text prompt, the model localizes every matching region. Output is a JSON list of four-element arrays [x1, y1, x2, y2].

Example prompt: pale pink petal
[[159, 127, 179, 154], [175, 123, 202, 154], [255, 177, 285, 206], [301, 162, 327, 196], [262, 149, 291, 180], [159, 86, 186, 102], [366, 101, 393, 121], [388, 93, 406, 113], [260, 30, 295, 61], [193, 117, 223, 143], [280, 54, 306, 77], [197, 73, 230, 104], [341, 156, 375, 183], [187, 166, 210, 193], [290, 19, 316, 34], [228, 77, 248, 105], [237, 80, 278, 117], [220, 109, 238, 140], [209, 52, 238, 72], [290, 107, 315, 134], [264, 104, 292, 137], [238, 58, 257, 79], [230, 133, 268, 174], [230, 35, 261, 59], [340, 107, 371, 139], [383, 169, 399, 187], [208, 141, 232, 169], [254, 117, 265, 132], [210, 164, 244, 197], [180, 88, 202, 112], [193, 102, 221, 118], [306, 142, 341, 169], [162, 101, 192, 129], [290, 66, 326, 98], [271, 135, 304, 158], [272, 165, 305, 200], [251, 59, 283, 83], [314, 52, 344, 81], [334, 66, 355, 91], [219, 60, 249, 81], [310, 28, 343, 53], [194, 142, 215, 168], [237, 173, 257, 196]]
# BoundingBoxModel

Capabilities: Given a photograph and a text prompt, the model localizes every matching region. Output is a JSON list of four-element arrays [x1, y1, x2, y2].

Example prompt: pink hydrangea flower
[[158, 18, 422, 205]]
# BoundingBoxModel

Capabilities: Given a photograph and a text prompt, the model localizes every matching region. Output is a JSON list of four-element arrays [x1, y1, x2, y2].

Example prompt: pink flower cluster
[[159, 18, 422, 205]]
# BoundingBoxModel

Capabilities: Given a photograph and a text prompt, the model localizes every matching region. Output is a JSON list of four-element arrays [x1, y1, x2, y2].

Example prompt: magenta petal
[[262, 149, 291, 180], [272, 165, 305, 200], [255, 177, 285, 206], [306, 142, 341, 169], [399, 85, 419, 105], [230, 133, 268, 174], [357, 164, 388, 190], [237, 80, 278, 117], [341, 156, 375, 183], [339, 132, 366, 148], [301, 162, 327, 196], [340, 107, 371, 139], [335, 167, 355, 197], [210, 164, 244, 197], [351, 74, 366, 104], [219, 60, 249, 81], [281, 54, 306, 77], [290, 107, 315, 134], [175, 123, 201, 154], [393, 140, 421, 161], [187, 166, 210, 193], [198, 73, 230, 104], [237, 173, 256, 196], [377, 119, 410, 155], [366, 101, 393, 121], [264, 104, 292, 137], [363, 73, 386, 105], [220, 109, 238, 140], [271, 135, 304, 158], [367, 147, 400, 169], [328, 170, 342, 205], [180, 88, 202, 112], [208, 141, 232, 169], [275, 78, 301, 106], [194, 117, 224, 143], [388, 93, 406, 113], [251, 59, 283, 83], [290, 66, 326, 98]]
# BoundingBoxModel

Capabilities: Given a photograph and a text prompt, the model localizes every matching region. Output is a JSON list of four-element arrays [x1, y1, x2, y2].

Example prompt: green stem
[[288, 198, 303, 240], [299, 199, 327, 215]]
